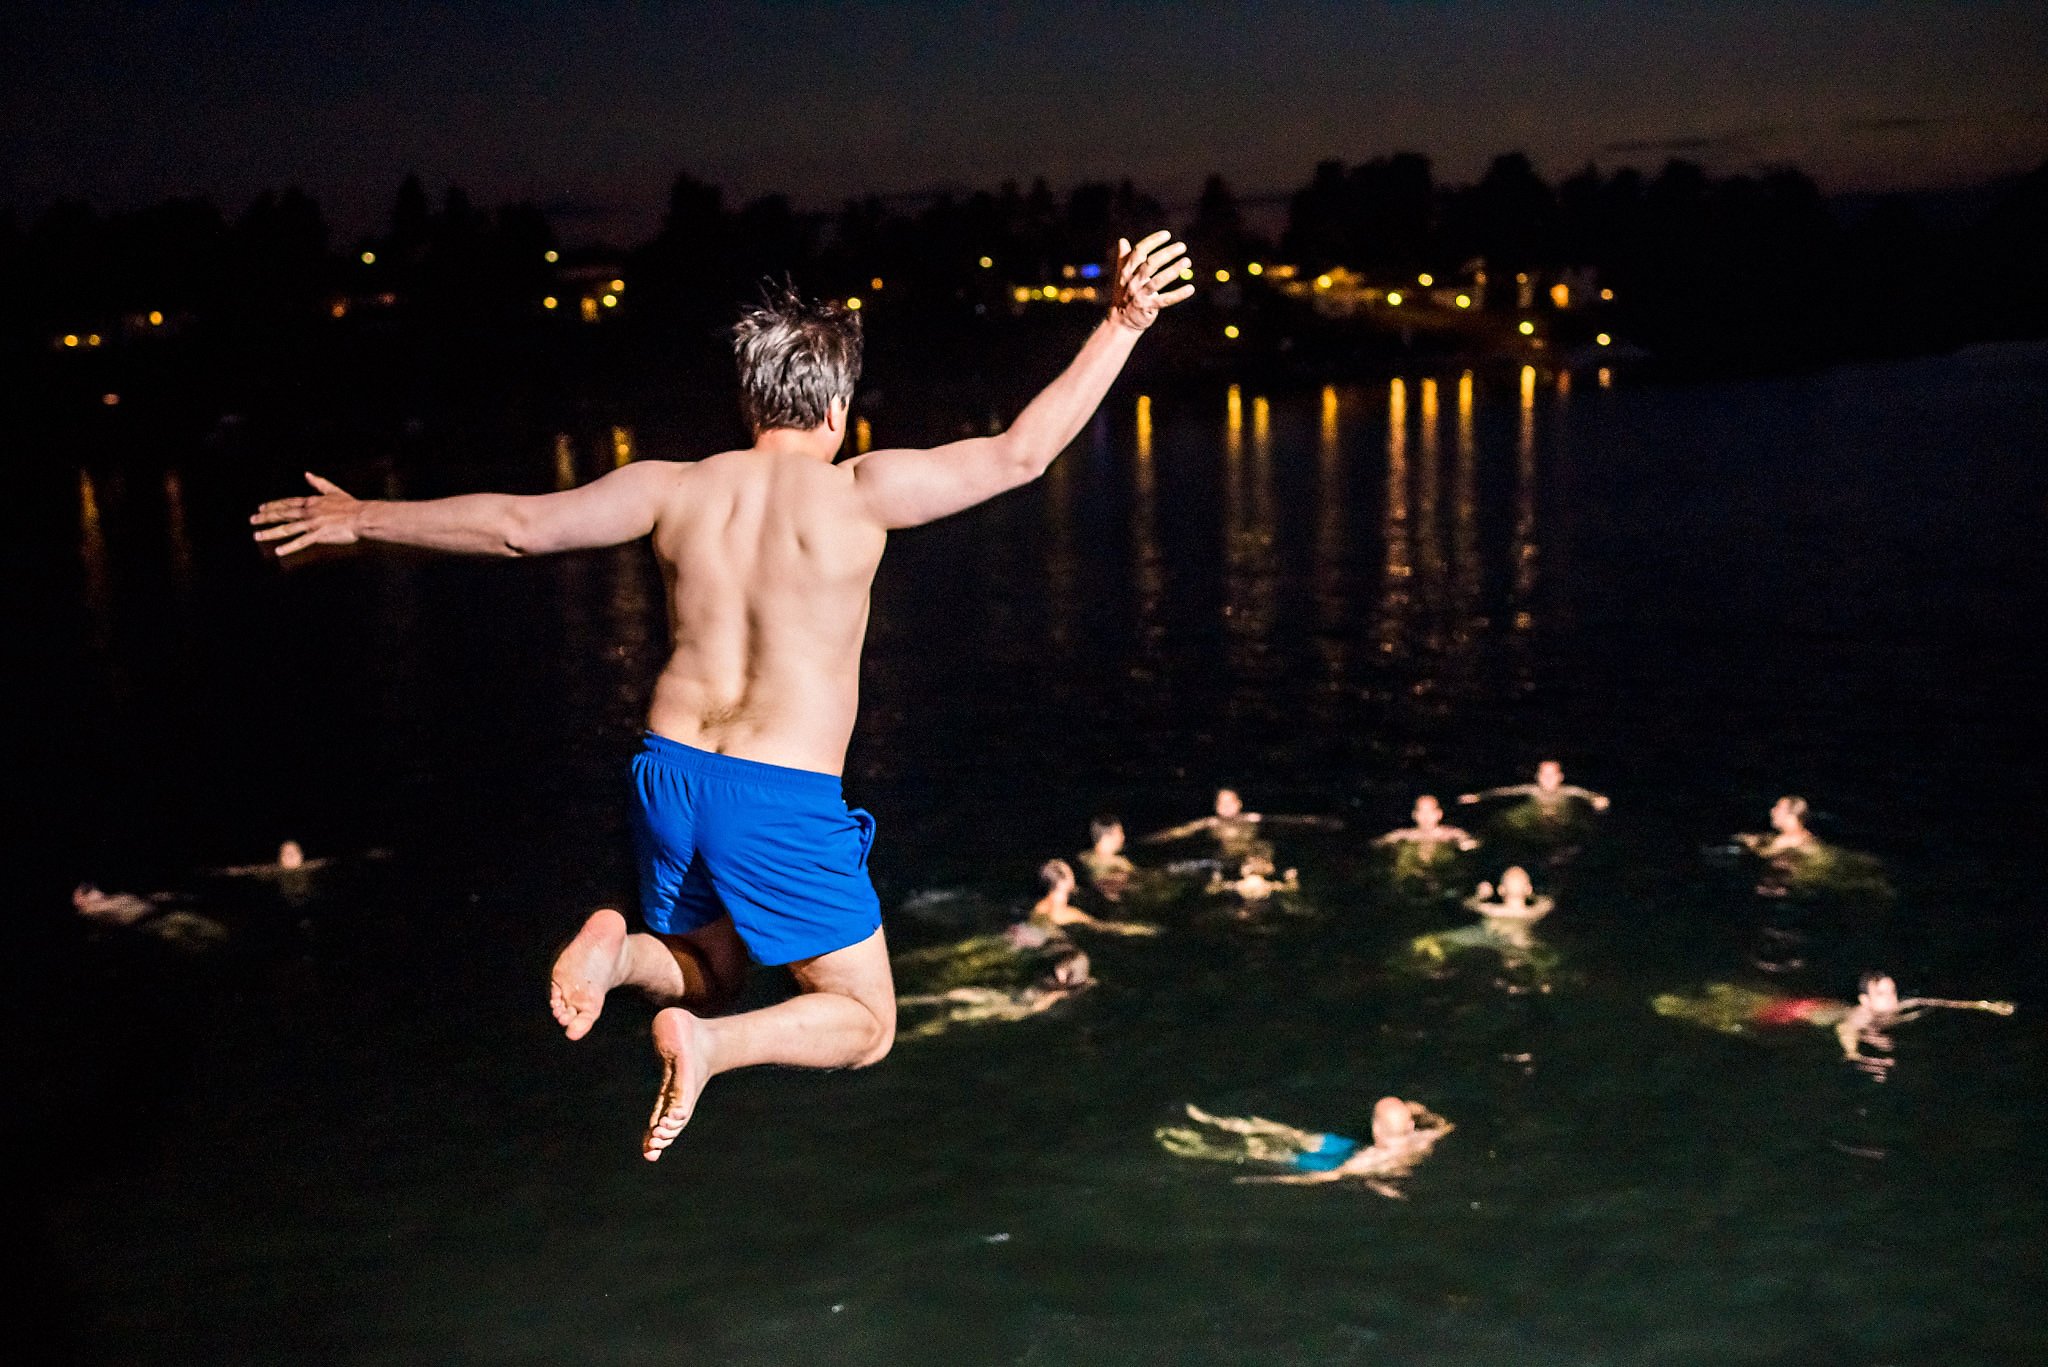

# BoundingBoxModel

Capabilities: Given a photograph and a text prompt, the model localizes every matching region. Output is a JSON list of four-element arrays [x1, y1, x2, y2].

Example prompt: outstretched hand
[[251, 473, 364, 557], [1111, 230, 1195, 331]]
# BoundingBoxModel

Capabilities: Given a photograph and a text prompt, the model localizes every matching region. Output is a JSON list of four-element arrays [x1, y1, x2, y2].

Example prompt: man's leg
[[643, 926, 895, 1160], [550, 910, 747, 1040]]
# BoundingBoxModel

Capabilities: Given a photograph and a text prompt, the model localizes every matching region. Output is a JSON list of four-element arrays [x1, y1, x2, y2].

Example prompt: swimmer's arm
[[1458, 785, 1534, 803], [1144, 818, 1216, 844], [1262, 814, 1343, 830], [1899, 997, 2016, 1016], [1234, 1170, 1344, 1185], [1558, 784, 1611, 809], [252, 464, 685, 558], [847, 233, 1193, 530]]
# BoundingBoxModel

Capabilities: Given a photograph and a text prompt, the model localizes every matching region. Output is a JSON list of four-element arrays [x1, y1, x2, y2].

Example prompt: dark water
[[14, 345, 2048, 1365]]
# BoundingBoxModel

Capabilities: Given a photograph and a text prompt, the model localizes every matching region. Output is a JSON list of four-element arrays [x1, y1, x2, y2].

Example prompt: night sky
[[7, 1, 2045, 242]]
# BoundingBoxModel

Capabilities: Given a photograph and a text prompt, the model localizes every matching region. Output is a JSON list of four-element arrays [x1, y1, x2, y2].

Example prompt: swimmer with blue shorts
[[253, 232, 1195, 1159], [1158, 1097, 1452, 1196]]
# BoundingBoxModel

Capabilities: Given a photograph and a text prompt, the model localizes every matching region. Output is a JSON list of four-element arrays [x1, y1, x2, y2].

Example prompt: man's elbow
[[499, 505, 552, 557], [992, 434, 1056, 487]]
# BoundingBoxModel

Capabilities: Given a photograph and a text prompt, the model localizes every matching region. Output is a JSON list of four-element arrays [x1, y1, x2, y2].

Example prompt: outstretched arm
[[1143, 817, 1216, 844], [1558, 785, 1612, 810], [1459, 785, 1536, 804], [251, 463, 688, 558], [847, 231, 1193, 530]]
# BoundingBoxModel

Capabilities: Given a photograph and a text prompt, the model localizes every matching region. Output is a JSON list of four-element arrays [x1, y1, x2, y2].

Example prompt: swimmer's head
[[1371, 1096, 1416, 1145], [277, 840, 304, 870], [733, 285, 863, 437], [1771, 796, 1810, 833], [1858, 972, 1899, 1013], [1498, 866, 1534, 901], [1412, 795, 1443, 828], [1536, 760, 1563, 791], [1241, 854, 1277, 878], [1090, 816, 1125, 854], [1039, 858, 1076, 895], [1215, 789, 1244, 819]]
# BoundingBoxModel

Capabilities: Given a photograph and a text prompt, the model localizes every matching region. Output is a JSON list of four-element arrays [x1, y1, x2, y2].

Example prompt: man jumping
[[251, 232, 1193, 1160]]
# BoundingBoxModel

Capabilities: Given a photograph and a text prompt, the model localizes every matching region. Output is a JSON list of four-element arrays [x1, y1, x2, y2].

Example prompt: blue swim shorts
[[1291, 1133, 1361, 1172], [629, 733, 882, 966]]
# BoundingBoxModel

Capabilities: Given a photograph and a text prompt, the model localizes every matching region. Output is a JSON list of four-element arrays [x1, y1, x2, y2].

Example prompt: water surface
[[16, 344, 2048, 1365]]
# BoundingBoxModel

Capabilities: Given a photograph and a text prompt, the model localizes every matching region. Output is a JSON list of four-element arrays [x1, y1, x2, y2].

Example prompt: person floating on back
[[251, 232, 1194, 1160], [1651, 972, 2013, 1078], [1158, 1097, 1453, 1197]]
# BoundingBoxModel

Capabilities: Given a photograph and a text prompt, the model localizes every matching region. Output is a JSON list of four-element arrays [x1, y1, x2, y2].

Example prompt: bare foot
[[550, 908, 629, 1041], [644, 1007, 713, 1161]]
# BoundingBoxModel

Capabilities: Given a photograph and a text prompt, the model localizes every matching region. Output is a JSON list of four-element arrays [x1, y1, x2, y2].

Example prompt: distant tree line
[[7, 153, 2046, 374]]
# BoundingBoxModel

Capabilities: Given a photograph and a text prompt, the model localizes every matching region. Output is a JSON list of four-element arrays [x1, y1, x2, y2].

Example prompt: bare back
[[645, 449, 886, 774]]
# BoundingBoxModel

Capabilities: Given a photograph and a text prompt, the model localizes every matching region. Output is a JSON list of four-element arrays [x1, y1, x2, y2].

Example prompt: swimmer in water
[[215, 840, 330, 877], [1651, 973, 2014, 1077], [897, 946, 1094, 1039], [1735, 796, 1818, 860], [72, 884, 227, 948], [1404, 866, 1557, 984], [257, 232, 1193, 1159], [1145, 788, 1340, 860], [1157, 1097, 1452, 1197], [72, 883, 163, 927], [1466, 866, 1553, 925], [1375, 795, 1479, 855], [1030, 859, 1159, 937], [1459, 760, 1610, 813], [1205, 854, 1299, 902], [1077, 816, 1137, 901], [1729, 796, 1892, 901]]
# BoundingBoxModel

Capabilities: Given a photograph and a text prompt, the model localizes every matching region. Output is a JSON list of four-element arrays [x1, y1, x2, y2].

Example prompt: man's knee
[[850, 1003, 896, 1068]]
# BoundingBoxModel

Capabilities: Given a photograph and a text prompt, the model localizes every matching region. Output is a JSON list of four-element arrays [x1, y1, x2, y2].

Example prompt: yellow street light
[[1215, 268, 1230, 283], [1596, 333, 1612, 346], [1042, 284, 1058, 299], [148, 310, 164, 326], [361, 251, 376, 265], [845, 296, 862, 311], [610, 278, 625, 292], [62, 334, 79, 347], [1315, 273, 1333, 289], [1455, 294, 1472, 309], [544, 249, 559, 263], [1179, 266, 1193, 281], [1224, 324, 1240, 339], [1012, 286, 1032, 303], [543, 296, 559, 310], [601, 293, 618, 307], [1418, 273, 1434, 287], [1386, 291, 1403, 306], [1246, 262, 1264, 276], [1600, 287, 1614, 301], [869, 277, 883, 291], [86, 333, 102, 346], [1518, 320, 1536, 336], [978, 255, 993, 269]]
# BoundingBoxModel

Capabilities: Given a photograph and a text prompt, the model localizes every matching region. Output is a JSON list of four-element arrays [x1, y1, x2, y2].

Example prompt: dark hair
[[732, 283, 863, 435], [1090, 815, 1123, 841]]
